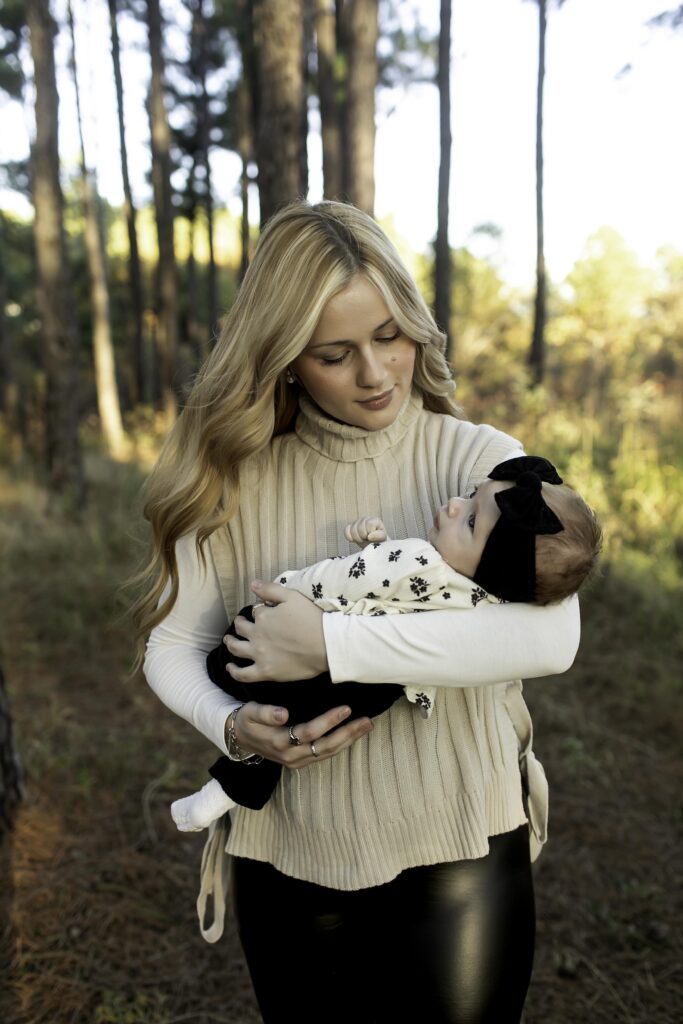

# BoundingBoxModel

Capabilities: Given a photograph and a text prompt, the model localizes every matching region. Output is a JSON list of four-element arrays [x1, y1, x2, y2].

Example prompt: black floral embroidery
[[418, 595, 430, 603], [414, 692, 433, 710], [371, 609, 387, 616], [471, 587, 487, 606], [415, 554, 429, 566], [391, 597, 400, 602], [365, 591, 379, 600], [442, 592, 451, 600], [409, 576, 429, 597], [382, 579, 390, 588], [372, 542, 381, 549], [348, 556, 366, 579], [336, 595, 349, 607], [388, 549, 402, 562], [312, 583, 323, 599], [279, 576, 288, 585]]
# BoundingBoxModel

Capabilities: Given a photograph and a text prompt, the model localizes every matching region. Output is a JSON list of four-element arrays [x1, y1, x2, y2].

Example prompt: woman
[[137, 201, 579, 1023]]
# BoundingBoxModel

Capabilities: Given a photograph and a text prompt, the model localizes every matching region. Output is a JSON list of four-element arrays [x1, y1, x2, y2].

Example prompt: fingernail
[[252, 580, 263, 590], [274, 708, 286, 722], [338, 707, 351, 721]]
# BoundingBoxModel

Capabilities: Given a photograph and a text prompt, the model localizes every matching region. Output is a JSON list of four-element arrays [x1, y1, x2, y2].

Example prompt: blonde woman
[[137, 201, 580, 1023]]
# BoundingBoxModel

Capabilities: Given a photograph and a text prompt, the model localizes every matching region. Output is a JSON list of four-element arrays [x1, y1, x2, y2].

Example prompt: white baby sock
[[171, 778, 237, 832]]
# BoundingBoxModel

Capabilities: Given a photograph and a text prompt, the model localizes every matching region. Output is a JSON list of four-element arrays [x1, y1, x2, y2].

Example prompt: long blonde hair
[[132, 200, 459, 659]]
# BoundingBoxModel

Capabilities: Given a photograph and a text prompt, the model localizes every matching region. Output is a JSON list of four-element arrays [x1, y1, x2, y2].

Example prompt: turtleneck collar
[[295, 388, 424, 462]]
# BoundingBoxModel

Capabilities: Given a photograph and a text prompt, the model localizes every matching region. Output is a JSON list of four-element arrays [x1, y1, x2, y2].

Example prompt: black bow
[[472, 455, 565, 603], [488, 456, 564, 535]]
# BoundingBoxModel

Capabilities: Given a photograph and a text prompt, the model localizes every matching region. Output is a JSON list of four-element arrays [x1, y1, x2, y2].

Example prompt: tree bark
[[68, 0, 127, 460], [0, 667, 22, 833], [0, 213, 10, 419], [238, 74, 252, 281], [146, 0, 178, 425], [185, 164, 206, 366], [253, 0, 307, 225], [529, 0, 547, 387], [236, 0, 256, 279], [192, 0, 218, 341], [26, 0, 85, 504], [108, 0, 146, 405], [345, 0, 378, 215], [434, 0, 452, 356], [314, 0, 342, 199]]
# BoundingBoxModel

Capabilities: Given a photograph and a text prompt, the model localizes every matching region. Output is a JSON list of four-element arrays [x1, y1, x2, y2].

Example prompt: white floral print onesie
[[275, 537, 500, 718]]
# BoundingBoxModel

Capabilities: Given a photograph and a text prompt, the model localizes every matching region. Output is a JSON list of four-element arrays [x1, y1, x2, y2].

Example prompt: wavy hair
[[132, 200, 459, 660]]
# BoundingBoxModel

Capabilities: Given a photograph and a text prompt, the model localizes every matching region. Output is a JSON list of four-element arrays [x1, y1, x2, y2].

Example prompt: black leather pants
[[231, 825, 536, 1024]]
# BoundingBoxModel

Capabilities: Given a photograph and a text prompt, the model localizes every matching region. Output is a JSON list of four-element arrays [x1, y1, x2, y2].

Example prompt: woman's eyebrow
[[308, 317, 395, 350]]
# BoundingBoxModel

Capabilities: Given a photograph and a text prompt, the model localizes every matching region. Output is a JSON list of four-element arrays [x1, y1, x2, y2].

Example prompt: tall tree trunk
[[238, 74, 252, 281], [0, 667, 22, 833], [193, 0, 218, 340], [300, 0, 313, 199], [434, 0, 452, 356], [146, 0, 178, 426], [236, 0, 256, 279], [529, 0, 547, 387], [0, 213, 10, 419], [68, 0, 127, 461], [26, 0, 85, 504], [185, 162, 206, 367], [345, 0, 378, 215], [108, 0, 146, 405], [314, 0, 342, 199], [253, 0, 307, 225]]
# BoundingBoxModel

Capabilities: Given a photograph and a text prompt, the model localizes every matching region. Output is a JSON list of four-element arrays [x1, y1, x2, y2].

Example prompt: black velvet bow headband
[[472, 456, 564, 602]]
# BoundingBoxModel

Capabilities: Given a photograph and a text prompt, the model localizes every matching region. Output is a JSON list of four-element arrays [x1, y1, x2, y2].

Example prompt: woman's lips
[[357, 388, 394, 410]]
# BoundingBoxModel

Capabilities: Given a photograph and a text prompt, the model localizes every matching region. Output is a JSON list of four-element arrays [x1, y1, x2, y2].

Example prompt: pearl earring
[[286, 370, 295, 384]]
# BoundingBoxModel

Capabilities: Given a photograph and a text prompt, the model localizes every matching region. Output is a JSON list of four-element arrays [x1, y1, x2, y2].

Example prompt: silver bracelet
[[225, 705, 264, 765]]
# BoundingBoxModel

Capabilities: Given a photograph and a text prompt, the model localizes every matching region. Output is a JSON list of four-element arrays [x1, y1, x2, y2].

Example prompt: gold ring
[[289, 726, 302, 746], [310, 742, 319, 757]]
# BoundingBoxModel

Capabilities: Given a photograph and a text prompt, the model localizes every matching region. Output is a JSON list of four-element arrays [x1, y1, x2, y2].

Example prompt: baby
[[172, 455, 601, 831]]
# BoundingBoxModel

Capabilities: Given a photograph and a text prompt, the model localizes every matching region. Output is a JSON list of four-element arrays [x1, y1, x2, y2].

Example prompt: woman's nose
[[356, 350, 384, 387]]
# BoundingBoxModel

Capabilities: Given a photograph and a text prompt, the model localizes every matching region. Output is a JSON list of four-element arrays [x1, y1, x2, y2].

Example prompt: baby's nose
[[446, 497, 466, 517]]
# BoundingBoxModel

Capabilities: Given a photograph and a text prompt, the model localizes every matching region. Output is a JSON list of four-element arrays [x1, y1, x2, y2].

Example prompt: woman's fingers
[[232, 701, 373, 767], [228, 588, 327, 681], [288, 715, 374, 766]]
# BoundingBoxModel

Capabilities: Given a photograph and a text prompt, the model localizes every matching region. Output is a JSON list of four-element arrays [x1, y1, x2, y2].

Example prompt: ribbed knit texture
[[208, 391, 529, 889]]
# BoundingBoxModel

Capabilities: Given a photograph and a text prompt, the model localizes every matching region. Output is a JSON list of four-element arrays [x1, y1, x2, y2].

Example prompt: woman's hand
[[232, 701, 373, 767], [225, 581, 327, 682]]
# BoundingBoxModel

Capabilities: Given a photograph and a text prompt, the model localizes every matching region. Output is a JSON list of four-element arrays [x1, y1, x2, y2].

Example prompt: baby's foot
[[171, 778, 236, 832]]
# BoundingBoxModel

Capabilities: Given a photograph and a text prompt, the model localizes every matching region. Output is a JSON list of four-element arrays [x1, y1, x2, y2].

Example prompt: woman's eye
[[321, 353, 347, 366], [468, 513, 476, 532], [376, 331, 400, 343]]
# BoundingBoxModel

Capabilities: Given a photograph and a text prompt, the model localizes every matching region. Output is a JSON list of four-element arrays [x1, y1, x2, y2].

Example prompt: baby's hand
[[344, 516, 388, 547]]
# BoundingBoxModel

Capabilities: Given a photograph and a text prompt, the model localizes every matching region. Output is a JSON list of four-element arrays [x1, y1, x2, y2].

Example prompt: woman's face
[[291, 275, 417, 431]]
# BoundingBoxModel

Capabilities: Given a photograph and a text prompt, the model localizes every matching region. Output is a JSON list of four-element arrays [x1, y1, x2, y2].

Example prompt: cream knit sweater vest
[[208, 391, 530, 889]]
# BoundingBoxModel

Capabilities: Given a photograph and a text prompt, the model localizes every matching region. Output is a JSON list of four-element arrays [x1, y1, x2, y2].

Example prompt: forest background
[[0, 0, 681, 1022]]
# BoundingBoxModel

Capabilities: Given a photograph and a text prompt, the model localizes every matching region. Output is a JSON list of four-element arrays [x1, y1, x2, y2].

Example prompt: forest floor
[[0, 453, 681, 1024]]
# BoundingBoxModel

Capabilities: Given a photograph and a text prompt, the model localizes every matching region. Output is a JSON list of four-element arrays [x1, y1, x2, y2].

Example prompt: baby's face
[[428, 481, 513, 578]]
